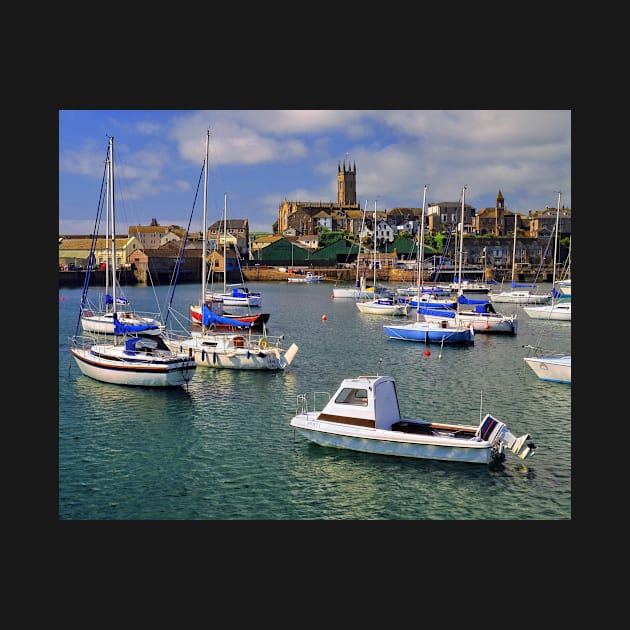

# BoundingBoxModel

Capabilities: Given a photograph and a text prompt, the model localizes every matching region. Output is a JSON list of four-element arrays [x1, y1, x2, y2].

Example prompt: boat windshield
[[334, 387, 368, 406]]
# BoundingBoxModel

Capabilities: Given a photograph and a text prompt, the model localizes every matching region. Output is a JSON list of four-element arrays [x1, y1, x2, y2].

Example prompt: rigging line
[[75, 143, 110, 339], [162, 160, 206, 327]]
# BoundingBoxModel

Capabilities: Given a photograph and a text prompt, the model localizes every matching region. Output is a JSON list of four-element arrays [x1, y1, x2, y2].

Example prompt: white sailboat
[[421, 187, 517, 334], [205, 194, 262, 308], [164, 130, 298, 371], [489, 213, 551, 305], [71, 137, 197, 388], [80, 141, 164, 336], [356, 200, 408, 316], [332, 200, 389, 299], [523, 191, 571, 321]]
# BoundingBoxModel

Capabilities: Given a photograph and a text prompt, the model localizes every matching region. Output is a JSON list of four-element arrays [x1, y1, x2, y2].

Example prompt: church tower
[[337, 160, 357, 205], [495, 190, 505, 235]]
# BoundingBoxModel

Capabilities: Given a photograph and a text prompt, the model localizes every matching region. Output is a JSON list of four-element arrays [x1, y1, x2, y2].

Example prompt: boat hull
[[423, 312, 517, 334], [522, 303, 571, 320], [291, 416, 492, 464], [523, 356, 571, 383], [190, 304, 269, 329], [167, 333, 298, 371], [383, 321, 474, 344], [70, 345, 196, 387], [356, 300, 408, 316], [290, 375, 535, 465], [490, 291, 551, 304]]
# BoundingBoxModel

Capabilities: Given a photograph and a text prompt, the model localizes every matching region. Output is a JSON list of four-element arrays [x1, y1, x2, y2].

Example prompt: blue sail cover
[[511, 281, 534, 288], [457, 295, 489, 305], [202, 304, 252, 328], [113, 313, 159, 335], [105, 294, 130, 305], [418, 307, 456, 318]]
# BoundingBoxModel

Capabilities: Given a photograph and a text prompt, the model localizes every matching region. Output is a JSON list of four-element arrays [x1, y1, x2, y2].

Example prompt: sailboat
[[332, 201, 390, 300], [79, 142, 164, 337], [421, 188, 518, 335], [164, 130, 298, 371], [490, 213, 551, 305], [523, 192, 571, 321], [356, 200, 408, 316], [383, 185, 475, 345], [70, 136, 197, 388], [188, 136, 267, 330], [205, 194, 262, 308]]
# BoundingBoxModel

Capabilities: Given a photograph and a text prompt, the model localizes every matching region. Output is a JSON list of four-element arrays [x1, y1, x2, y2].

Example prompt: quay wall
[[59, 266, 554, 288]]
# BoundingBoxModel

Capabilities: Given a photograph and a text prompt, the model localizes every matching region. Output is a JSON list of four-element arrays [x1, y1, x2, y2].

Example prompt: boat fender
[[86, 310, 92, 317], [213, 352, 217, 364], [259, 337, 269, 349], [201, 349, 205, 361]]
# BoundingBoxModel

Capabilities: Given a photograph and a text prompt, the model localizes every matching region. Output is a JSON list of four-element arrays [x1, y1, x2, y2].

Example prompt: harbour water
[[58, 281, 571, 520]]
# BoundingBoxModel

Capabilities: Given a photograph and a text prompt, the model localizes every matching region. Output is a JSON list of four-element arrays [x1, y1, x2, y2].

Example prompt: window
[[334, 387, 368, 406]]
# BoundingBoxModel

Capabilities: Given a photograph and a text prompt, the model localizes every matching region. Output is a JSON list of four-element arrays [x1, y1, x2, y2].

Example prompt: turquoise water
[[58, 281, 571, 520]]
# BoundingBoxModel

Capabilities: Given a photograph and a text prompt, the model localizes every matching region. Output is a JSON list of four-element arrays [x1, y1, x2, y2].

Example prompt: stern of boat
[[477, 414, 536, 463]]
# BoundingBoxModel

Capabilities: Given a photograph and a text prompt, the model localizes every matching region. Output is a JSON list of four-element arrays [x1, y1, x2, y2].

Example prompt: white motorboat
[[523, 355, 571, 384], [287, 271, 325, 283], [290, 375, 536, 466]]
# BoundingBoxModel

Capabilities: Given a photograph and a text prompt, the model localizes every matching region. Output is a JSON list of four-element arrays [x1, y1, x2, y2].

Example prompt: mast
[[223, 193, 228, 294], [105, 142, 111, 309], [457, 186, 466, 296], [109, 136, 117, 315], [372, 200, 377, 290], [511, 213, 518, 286], [356, 200, 368, 290], [417, 185, 427, 321], [201, 129, 210, 332], [552, 190, 561, 301]]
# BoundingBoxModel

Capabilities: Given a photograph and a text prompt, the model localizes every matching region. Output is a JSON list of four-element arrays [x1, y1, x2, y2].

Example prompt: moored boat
[[290, 375, 536, 466], [523, 354, 571, 384]]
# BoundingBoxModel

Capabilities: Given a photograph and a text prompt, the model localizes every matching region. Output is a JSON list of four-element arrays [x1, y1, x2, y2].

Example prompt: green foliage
[[319, 230, 347, 247]]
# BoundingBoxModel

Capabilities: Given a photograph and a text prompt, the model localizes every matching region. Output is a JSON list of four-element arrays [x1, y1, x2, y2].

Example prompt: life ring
[[86, 310, 92, 317], [259, 337, 269, 350]]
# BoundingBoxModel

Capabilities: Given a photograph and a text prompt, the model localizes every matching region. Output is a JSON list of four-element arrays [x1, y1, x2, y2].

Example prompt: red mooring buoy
[[322, 314, 327, 321], [423, 349, 431, 357]]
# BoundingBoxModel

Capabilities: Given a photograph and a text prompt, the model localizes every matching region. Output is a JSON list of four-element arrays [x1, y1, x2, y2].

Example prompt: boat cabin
[[319, 376, 402, 430]]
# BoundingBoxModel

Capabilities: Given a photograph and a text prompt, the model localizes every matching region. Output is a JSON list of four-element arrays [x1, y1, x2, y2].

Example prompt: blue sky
[[59, 110, 571, 235]]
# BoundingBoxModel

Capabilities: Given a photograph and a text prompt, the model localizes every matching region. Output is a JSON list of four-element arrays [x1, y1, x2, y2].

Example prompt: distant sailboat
[[523, 192, 571, 321], [383, 185, 474, 345], [490, 213, 551, 305], [205, 194, 262, 308], [356, 200, 408, 316]]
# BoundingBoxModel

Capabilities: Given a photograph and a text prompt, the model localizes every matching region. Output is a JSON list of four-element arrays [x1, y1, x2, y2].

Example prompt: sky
[[59, 110, 571, 236]]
